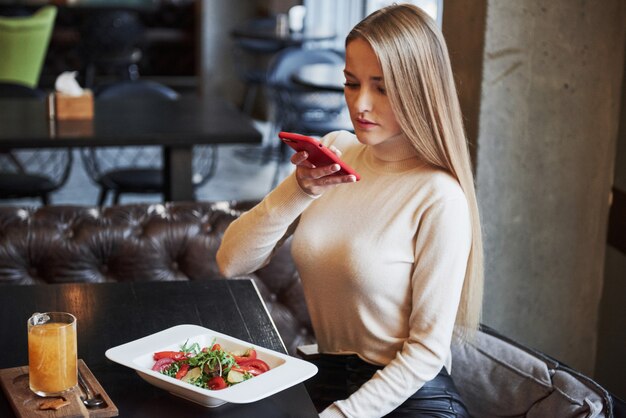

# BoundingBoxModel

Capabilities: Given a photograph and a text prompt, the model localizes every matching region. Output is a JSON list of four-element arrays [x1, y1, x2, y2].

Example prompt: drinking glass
[[27, 312, 77, 397]]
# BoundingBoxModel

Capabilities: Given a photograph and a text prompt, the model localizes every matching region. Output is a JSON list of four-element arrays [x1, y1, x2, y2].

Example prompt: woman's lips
[[356, 118, 378, 129]]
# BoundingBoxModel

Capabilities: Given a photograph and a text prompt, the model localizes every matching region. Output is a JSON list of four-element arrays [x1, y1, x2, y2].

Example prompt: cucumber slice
[[227, 370, 245, 384]]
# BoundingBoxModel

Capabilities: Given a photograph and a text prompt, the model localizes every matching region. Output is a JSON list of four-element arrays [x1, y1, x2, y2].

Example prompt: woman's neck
[[368, 132, 418, 162]]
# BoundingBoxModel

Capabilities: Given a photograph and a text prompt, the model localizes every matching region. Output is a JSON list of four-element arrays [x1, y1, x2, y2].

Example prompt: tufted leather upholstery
[[0, 201, 315, 355]]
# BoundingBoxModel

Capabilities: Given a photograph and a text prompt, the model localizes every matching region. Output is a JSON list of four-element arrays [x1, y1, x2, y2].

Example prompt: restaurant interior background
[[1, 0, 625, 400]]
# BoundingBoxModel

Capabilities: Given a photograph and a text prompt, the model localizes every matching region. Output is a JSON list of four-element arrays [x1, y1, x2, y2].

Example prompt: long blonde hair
[[347, 4, 484, 341]]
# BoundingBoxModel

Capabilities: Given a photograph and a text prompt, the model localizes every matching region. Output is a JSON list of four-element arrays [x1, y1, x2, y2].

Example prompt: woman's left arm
[[324, 197, 472, 418]]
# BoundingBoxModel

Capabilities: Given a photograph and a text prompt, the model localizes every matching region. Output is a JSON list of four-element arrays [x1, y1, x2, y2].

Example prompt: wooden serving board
[[0, 360, 118, 418]]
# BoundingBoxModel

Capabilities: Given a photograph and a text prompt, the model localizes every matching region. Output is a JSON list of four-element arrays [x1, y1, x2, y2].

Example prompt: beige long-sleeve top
[[217, 130, 471, 418]]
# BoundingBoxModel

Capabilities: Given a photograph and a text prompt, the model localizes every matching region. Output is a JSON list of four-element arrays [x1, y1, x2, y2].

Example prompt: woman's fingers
[[328, 145, 342, 157], [292, 152, 340, 179], [291, 148, 356, 196], [308, 164, 340, 179], [291, 151, 312, 166]]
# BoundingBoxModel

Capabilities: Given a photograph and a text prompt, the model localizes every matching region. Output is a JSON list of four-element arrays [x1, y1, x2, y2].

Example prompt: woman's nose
[[354, 89, 372, 113]]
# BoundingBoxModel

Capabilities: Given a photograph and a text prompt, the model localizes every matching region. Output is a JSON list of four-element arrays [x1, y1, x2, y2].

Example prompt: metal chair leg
[[113, 190, 121, 205], [242, 84, 259, 115], [97, 187, 108, 206]]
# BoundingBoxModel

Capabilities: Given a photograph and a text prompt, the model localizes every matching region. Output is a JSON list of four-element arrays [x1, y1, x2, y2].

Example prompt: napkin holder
[[51, 90, 94, 120]]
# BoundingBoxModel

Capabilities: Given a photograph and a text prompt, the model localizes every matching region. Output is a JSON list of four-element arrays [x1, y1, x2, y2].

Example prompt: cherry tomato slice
[[236, 358, 270, 373], [153, 351, 187, 361], [233, 349, 257, 364], [208, 376, 227, 390], [175, 363, 190, 379]]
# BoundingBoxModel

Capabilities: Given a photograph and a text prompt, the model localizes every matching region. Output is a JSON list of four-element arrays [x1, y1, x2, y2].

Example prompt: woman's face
[[344, 38, 403, 146]]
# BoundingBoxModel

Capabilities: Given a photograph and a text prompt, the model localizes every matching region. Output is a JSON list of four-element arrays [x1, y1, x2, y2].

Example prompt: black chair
[[79, 10, 145, 89], [267, 47, 351, 137], [231, 17, 285, 115], [0, 82, 73, 205], [79, 80, 217, 205], [0, 82, 47, 99], [265, 48, 352, 186]]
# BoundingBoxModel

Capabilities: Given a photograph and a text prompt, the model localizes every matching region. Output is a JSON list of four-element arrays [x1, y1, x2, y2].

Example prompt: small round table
[[231, 27, 336, 49]]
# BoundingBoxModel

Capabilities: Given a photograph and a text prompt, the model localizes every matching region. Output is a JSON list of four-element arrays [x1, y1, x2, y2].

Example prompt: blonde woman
[[218, 4, 482, 417]]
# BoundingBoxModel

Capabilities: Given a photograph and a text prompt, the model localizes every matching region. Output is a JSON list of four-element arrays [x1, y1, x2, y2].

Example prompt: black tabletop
[[0, 96, 262, 150], [0, 281, 318, 418], [231, 27, 336, 47]]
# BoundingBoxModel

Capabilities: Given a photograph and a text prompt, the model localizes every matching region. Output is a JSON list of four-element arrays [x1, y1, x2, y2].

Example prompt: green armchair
[[0, 5, 57, 88]]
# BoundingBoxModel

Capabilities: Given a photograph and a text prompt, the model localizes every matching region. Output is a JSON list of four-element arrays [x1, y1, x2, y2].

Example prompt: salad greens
[[151, 339, 270, 390]]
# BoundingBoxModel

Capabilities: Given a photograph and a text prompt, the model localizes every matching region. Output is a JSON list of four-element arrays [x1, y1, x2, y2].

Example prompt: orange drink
[[27, 312, 77, 397]]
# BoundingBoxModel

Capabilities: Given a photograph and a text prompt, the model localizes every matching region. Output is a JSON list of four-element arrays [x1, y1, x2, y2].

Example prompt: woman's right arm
[[216, 174, 316, 277], [218, 131, 356, 277]]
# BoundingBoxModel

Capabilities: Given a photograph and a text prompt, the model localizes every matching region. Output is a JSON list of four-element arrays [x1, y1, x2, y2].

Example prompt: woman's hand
[[292, 146, 357, 197]]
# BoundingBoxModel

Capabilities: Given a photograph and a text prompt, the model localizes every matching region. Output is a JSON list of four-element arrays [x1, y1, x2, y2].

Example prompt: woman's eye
[[343, 82, 359, 89], [377, 86, 387, 95]]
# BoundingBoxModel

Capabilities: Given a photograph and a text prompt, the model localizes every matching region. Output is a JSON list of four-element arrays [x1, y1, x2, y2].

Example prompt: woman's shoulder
[[419, 166, 468, 206], [320, 130, 360, 151]]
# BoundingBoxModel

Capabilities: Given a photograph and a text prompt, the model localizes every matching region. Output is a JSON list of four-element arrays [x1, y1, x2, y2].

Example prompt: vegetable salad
[[151, 341, 270, 390]]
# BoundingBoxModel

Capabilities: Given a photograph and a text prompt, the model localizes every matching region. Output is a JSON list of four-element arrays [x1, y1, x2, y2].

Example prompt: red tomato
[[236, 358, 270, 374], [151, 358, 175, 372], [233, 349, 257, 364], [211, 343, 222, 352], [153, 351, 187, 361], [175, 363, 190, 379], [207, 376, 227, 390]]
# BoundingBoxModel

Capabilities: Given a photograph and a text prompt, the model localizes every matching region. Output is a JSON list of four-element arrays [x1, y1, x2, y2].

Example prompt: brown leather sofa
[[0, 201, 315, 356], [0, 202, 621, 417]]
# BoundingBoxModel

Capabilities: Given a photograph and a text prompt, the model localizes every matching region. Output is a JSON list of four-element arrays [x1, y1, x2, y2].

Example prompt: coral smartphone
[[278, 132, 361, 181]]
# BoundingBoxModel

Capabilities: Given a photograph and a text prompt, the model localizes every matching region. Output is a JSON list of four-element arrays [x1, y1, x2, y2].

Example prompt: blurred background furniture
[[0, 1, 197, 92], [80, 80, 218, 205], [231, 15, 337, 116], [0, 82, 47, 100], [231, 17, 285, 115], [0, 200, 623, 417], [0, 82, 73, 205], [0, 148, 73, 205], [0, 92, 261, 203], [78, 9, 145, 89], [266, 47, 350, 140], [292, 62, 345, 92], [0, 5, 57, 88], [265, 47, 352, 187]]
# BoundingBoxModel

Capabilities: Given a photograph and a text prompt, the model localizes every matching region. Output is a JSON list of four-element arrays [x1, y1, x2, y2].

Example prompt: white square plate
[[105, 324, 318, 408]]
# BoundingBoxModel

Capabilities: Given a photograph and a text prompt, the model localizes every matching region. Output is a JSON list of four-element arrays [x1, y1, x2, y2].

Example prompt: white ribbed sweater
[[217, 131, 471, 418]]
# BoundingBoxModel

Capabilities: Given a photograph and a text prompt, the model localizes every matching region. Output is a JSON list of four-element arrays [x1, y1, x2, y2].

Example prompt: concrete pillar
[[596, 41, 626, 398], [476, 0, 626, 374], [197, 0, 259, 102]]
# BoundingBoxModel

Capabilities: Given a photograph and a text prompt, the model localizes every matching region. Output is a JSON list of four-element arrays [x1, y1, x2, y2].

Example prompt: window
[[366, 0, 442, 26], [304, 0, 443, 51]]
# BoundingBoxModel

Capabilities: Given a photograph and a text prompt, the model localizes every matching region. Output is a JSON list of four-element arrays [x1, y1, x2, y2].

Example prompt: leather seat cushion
[[0, 172, 55, 195], [100, 168, 162, 192]]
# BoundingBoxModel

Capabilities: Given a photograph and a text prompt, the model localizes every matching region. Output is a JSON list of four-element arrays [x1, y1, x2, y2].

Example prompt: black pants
[[305, 354, 470, 418]]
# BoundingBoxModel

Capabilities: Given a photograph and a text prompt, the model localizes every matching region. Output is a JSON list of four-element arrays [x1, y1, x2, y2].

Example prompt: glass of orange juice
[[27, 312, 77, 397]]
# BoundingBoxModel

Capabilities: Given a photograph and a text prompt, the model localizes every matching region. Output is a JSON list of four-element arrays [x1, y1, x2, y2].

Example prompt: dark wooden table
[[0, 280, 318, 418], [292, 63, 345, 92], [0, 96, 262, 202]]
